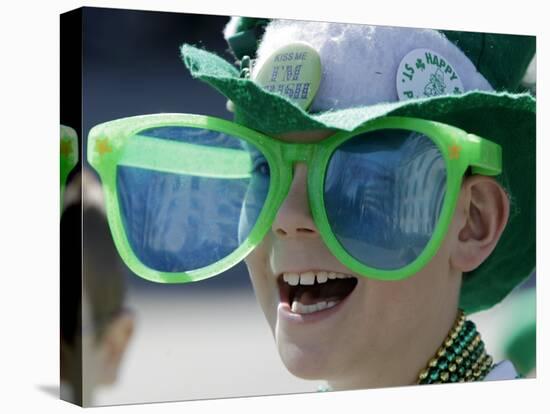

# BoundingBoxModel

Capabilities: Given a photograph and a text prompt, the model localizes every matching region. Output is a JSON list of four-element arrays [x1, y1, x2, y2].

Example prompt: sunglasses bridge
[[279, 141, 318, 165]]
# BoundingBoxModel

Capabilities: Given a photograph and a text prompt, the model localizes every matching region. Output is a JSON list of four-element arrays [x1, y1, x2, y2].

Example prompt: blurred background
[[78, 6, 536, 406]]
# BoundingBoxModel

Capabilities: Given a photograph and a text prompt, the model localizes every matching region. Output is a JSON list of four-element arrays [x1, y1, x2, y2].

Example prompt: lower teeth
[[291, 299, 340, 314]]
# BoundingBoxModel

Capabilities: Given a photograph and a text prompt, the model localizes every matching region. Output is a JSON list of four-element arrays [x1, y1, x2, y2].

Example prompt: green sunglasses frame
[[60, 125, 79, 210], [87, 113, 501, 284]]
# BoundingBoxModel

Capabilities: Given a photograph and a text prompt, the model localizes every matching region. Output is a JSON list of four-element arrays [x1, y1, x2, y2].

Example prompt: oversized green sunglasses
[[60, 125, 79, 210], [87, 114, 501, 284]]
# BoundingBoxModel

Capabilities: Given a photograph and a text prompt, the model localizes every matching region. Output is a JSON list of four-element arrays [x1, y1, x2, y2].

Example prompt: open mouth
[[278, 271, 358, 315]]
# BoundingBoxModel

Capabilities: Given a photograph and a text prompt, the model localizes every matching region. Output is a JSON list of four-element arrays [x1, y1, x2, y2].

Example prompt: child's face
[[244, 129, 463, 386]]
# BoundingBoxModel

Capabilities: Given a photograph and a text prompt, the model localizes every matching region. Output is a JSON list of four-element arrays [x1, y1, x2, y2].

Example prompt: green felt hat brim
[[180, 44, 536, 315]]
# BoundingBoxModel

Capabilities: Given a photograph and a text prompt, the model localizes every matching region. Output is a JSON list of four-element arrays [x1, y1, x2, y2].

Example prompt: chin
[[275, 333, 335, 380]]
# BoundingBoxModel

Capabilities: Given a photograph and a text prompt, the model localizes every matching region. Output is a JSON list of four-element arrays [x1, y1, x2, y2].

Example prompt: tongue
[[296, 290, 324, 305], [293, 279, 356, 305]]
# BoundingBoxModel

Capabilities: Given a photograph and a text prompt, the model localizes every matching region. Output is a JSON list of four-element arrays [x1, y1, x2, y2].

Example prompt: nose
[[272, 163, 319, 238]]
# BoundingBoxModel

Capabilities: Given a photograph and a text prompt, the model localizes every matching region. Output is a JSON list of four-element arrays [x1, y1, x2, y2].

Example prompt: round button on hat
[[252, 42, 322, 111], [396, 48, 464, 101]]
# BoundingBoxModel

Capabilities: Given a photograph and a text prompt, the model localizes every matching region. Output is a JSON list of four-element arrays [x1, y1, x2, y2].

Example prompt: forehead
[[272, 129, 335, 143]]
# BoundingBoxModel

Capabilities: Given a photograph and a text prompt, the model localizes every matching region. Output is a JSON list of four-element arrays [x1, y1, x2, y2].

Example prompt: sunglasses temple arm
[[467, 133, 502, 176]]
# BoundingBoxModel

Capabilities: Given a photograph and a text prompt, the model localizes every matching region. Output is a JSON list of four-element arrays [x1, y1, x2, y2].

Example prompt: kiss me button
[[252, 42, 322, 111]]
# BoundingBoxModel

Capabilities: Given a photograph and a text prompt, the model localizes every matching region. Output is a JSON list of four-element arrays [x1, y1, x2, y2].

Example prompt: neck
[[327, 304, 459, 390], [325, 309, 492, 391]]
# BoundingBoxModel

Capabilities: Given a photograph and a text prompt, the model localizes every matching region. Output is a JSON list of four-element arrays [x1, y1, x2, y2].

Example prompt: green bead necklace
[[417, 309, 494, 384]]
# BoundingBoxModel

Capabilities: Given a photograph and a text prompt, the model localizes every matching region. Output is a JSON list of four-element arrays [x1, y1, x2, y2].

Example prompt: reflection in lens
[[324, 129, 446, 270], [116, 126, 270, 272]]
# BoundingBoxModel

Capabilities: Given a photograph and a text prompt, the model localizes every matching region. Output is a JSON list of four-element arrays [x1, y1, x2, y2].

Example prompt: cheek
[[350, 279, 429, 352], [361, 266, 445, 323], [359, 280, 416, 325], [354, 216, 457, 319], [360, 249, 454, 329]]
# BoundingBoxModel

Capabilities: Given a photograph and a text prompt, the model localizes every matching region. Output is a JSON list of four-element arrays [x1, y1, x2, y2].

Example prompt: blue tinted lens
[[117, 126, 270, 272], [324, 129, 447, 270]]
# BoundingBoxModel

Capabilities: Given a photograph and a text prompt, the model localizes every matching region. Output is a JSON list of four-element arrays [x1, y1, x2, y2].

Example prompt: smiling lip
[[276, 270, 357, 325], [277, 297, 352, 324]]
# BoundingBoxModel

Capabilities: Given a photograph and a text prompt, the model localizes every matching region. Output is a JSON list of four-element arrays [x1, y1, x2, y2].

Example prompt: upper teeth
[[282, 271, 353, 286]]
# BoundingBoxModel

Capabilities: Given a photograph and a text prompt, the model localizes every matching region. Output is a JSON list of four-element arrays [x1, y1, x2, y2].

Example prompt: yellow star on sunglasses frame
[[60, 139, 73, 158], [449, 143, 462, 160], [95, 138, 112, 156]]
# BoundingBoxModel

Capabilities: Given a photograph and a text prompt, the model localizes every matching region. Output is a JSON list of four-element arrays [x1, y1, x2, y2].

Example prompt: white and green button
[[396, 48, 464, 101], [252, 42, 322, 111]]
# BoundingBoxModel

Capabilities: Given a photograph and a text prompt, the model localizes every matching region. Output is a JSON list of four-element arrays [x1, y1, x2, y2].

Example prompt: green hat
[[502, 286, 536, 376], [179, 17, 535, 314], [224, 17, 270, 62]]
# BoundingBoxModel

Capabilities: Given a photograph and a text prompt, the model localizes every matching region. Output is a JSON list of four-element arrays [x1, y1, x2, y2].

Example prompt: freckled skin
[[244, 130, 465, 389]]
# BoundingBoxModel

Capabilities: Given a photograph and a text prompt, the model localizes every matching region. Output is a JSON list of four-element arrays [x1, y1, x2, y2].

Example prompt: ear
[[97, 311, 135, 385], [450, 175, 510, 272]]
